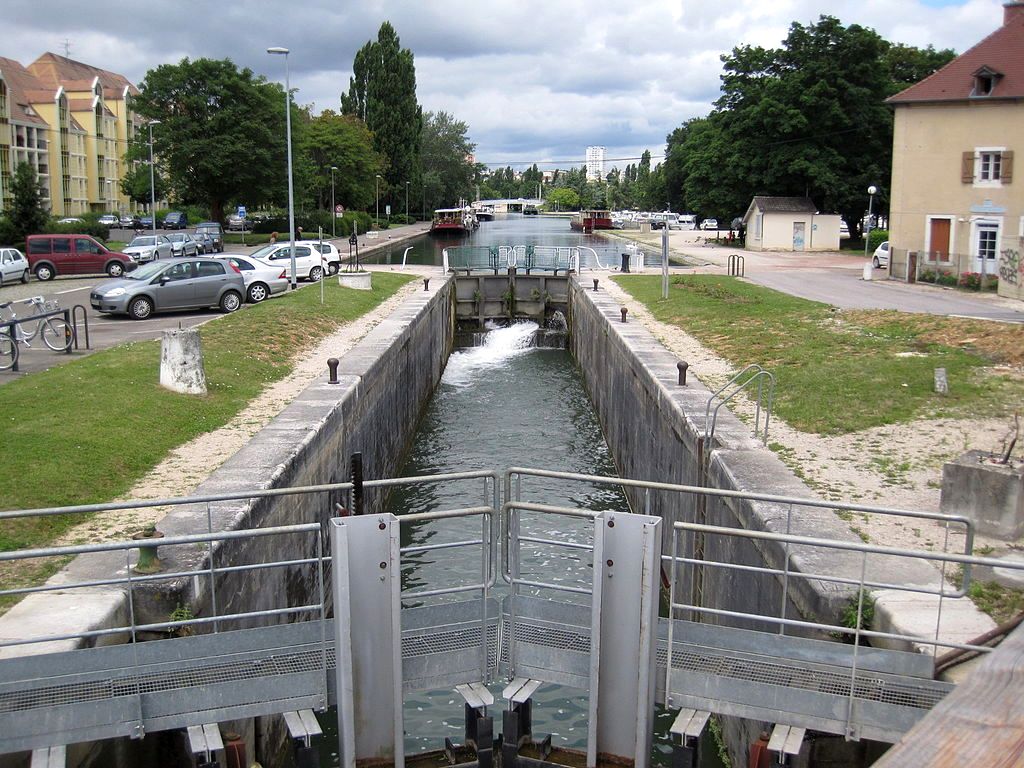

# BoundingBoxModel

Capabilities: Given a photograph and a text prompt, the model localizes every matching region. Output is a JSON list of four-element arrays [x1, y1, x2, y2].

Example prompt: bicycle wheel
[[42, 318, 72, 351], [0, 331, 18, 371]]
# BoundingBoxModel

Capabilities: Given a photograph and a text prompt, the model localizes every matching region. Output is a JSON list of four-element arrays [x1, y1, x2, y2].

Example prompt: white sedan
[[305, 240, 343, 274], [247, 243, 327, 282], [0, 248, 29, 285], [122, 235, 173, 263], [217, 255, 289, 303], [872, 241, 890, 268]]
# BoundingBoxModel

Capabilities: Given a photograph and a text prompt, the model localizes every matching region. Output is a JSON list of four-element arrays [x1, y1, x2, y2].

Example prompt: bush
[[867, 229, 888, 252], [936, 270, 958, 287], [0, 216, 17, 247], [43, 218, 110, 241]]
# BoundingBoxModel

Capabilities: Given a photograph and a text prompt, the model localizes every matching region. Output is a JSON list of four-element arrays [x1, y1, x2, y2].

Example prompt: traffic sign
[[335, 204, 344, 214], [237, 206, 247, 219]]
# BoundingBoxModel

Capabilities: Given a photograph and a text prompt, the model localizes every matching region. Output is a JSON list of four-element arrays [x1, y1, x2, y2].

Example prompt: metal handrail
[[704, 363, 775, 447]]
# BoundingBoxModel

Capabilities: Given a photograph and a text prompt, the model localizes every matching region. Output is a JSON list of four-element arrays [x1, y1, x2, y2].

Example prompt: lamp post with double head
[[267, 46, 297, 289], [148, 120, 160, 238], [330, 166, 338, 238]]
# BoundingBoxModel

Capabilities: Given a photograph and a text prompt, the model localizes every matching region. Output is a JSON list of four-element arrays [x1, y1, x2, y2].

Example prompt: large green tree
[[341, 22, 422, 213], [670, 17, 956, 231], [300, 110, 382, 213], [130, 58, 288, 222], [119, 163, 168, 210], [420, 111, 476, 208], [9, 162, 49, 240]]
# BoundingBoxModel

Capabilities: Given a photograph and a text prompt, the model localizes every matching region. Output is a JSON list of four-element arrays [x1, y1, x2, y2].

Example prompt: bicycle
[[0, 296, 72, 371]]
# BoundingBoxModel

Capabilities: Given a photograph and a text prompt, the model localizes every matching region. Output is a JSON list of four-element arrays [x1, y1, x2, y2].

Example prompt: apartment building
[[585, 146, 606, 182], [887, 1, 1024, 300], [0, 53, 140, 217]]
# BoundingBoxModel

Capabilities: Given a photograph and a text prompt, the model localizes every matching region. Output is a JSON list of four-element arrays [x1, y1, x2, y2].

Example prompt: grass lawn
[[222, 233, 274, 245], [0, 273, 413, 552], [614, 274, 1024, 435]]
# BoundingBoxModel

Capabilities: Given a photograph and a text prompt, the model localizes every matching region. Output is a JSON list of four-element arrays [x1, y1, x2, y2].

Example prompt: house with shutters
[[887, 0, 1023, 299]]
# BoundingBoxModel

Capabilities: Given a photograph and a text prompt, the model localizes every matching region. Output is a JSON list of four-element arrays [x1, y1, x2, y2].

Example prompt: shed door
[[792, 222, 806, 251], [929, 219, 951, 262]]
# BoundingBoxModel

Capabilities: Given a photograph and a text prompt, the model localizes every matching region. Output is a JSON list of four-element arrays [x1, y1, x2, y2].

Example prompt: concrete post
[[160, 328, 207, 395]]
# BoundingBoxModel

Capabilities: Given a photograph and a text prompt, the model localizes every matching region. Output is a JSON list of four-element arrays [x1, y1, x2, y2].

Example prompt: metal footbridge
[[0, 468, 1004, 768]]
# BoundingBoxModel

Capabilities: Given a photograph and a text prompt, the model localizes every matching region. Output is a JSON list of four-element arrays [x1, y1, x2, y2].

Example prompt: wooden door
[[929, 219, 951, 262]]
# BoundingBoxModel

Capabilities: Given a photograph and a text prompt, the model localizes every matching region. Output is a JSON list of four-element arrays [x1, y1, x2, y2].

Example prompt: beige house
[[887, 1, 1024, 299], [0, 53, 140, 217], [742, 196, 841, 252]]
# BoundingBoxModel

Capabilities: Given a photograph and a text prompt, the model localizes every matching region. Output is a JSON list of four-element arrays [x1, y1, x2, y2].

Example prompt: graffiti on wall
[[999, 247, 1021, 286]]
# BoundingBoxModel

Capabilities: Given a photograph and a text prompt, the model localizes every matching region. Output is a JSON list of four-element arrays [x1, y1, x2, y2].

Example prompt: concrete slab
[[872, 589, 995, 654], [0, 589, 129, 659]]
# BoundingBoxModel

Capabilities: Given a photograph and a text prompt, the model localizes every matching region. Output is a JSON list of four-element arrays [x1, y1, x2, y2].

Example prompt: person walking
[[296, 226, 304, 241], [270, 231, 278, 244]]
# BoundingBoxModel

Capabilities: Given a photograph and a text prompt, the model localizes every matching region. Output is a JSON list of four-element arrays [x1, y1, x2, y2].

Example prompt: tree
[[341, 22, 422, 212], [300, 110, 382, 213], [130, 58, 288, 222], [420, 111, 476, 206], [883, 44, 956, 95], [547, 187, 580, 211], [9, 162, 48, 240], [120, 163, 168, 209]]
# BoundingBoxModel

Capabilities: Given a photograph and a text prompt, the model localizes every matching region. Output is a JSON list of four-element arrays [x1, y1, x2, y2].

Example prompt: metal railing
[[704, 363, 775, 448]]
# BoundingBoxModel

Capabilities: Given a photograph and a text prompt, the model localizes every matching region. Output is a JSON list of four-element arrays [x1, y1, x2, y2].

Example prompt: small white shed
[[742, 196, 841, 252]]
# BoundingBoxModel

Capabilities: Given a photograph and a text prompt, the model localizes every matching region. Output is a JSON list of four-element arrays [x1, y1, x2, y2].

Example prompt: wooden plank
[[873, 622, 1024, 766]]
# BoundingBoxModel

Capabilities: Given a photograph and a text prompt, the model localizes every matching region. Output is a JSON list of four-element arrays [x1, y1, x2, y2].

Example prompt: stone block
[[160, 328, 207, 394], [940, 450, 1024, 539]]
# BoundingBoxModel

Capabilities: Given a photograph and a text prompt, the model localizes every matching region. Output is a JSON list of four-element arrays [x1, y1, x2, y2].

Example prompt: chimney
[[1006, 1, 1024, 24]]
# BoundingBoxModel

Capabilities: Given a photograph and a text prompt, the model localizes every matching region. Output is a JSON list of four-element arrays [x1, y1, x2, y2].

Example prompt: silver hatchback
[[90, 257, 245, 319]]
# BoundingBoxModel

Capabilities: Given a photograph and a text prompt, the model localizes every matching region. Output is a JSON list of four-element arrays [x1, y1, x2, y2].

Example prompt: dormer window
[[972, 66, 1003, 97]]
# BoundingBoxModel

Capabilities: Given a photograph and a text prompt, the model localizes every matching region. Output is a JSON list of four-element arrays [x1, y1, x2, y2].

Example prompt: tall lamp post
[[375, 174, 381, 225], [148, 120, 160, 238], [405, 181, 410, 223], [864, 185, 878, 261], [267, 46, 297, 290], [330, 166, 338, 238]]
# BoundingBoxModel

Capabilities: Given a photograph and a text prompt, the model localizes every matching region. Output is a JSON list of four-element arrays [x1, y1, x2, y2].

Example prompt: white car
[[98, 214, 120, 227], [218, 255, 289, 303], [57, 217, 83, 225], [122, 235, 173, 263], [0, 248, 29, 285], [166, 232, 200, 258], [872, 241, 890, 268], [701, 218, 719, 230], [247, 243, 326, 282], [305, 240, 342, 274]]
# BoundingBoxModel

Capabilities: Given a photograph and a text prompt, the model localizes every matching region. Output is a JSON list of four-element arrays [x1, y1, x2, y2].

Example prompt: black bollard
[[677, 361, 689, 386], [423, 278, 430, 291], [620, 307, 628, 323], [327, 357, 340, 384], [593, 278, 599, 291], [620, 253, 630, 273]]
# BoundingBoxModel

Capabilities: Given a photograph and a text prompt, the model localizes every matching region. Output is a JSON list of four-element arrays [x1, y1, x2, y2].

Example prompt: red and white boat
[[430, 207, 477, 235], [569, 210, 614, 232]]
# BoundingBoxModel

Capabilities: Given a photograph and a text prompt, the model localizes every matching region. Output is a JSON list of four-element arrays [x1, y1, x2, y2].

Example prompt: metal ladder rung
[[456, 682, 494, 709], [767, 724, 805, 756], [669, 708, 710, 739], [502, 677, 542, 704]]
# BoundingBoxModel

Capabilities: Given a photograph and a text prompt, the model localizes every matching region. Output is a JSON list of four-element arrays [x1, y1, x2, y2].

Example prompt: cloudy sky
[[3, 0, 1006, 170]]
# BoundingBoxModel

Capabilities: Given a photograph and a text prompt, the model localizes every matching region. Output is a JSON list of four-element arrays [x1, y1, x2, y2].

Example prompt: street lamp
[[375, 174, 381, 225], [267, 46, 297, 290], [864, 185, 878, 262], [405, 181, 410, 223], [147, 120, 160, 238], [330, 166, 338, 238]]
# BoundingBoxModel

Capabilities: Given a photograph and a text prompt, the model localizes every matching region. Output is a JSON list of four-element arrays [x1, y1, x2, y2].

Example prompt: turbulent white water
[[441, 321, 539, 387]]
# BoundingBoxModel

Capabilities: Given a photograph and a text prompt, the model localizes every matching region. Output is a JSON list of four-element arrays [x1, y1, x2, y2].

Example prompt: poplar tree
[[341, 22, 422, 214], [9, 163, 49, 240]]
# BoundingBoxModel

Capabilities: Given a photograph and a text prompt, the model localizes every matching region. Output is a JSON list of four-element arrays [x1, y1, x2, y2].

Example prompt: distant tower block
[[586, 146, 606, 181]]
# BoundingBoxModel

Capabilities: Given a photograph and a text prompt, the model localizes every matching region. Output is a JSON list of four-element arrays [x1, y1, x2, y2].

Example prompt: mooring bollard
[[327, 357, 340, 384], [423, 278, 430, 291], [132, 527, 164, 574], [620, 253, 630, 273], [593, 278, 599, 291], [677, 361, 689, 386], [620, 307, 628, 323]]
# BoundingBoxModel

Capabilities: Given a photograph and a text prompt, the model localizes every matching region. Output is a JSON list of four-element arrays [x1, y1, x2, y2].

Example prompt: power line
[[479, 154, 666, 169]]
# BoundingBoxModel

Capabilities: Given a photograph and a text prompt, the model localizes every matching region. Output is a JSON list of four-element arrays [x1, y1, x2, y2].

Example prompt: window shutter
[[1002, 150, 1013, 183], [961, 151, 975, 183]]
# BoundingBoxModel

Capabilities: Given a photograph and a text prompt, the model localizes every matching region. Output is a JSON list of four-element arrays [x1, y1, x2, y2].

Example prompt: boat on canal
[[569, 209, 613, 232], [430, 207, 477, 235], [472, 203, 495, 221]]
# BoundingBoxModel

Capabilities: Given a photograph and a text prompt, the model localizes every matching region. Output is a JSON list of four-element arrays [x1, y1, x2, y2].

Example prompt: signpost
[[237, 206, 247, 246]]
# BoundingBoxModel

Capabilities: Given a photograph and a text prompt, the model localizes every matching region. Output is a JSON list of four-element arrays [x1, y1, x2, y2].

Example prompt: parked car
[[139, 215, 154, 228], [192, 232, 214, 254], [217, 255, 289, 303], [57, 217, 83, 225], [306, 240, 342, 274], [122, 235, 172, 263], [121, 214, 143, 229], [194, 222, 224, 253], [872, 241, 890, 268], [98, 214, 120, 228], [90, 257, 245, 319], [247, 242, 326, 281], [701, 218, 719, 230], [25, 234, 136, 281], [0, 248, 29, 285], [166, 232, 200, 258], [839, 220, 850, 238], [162, 211, 188, 229], [226, 214, 254, 232]]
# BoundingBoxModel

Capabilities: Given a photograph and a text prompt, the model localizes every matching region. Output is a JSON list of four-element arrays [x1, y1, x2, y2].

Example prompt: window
[[196, 262, 224, 277], [75, 238, 100, 254], [980, 152, 1002, 182], [972, 67, 1002, 98], [976, 222, 999, 262], [28, 239, 51, 255], [964, 148, 1014, 186], [164, 262, 193, 281]]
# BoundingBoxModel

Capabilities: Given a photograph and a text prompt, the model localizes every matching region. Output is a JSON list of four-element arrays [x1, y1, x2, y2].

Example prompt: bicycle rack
[[70, 305, 90, 350], [727, 254, 745, 277]]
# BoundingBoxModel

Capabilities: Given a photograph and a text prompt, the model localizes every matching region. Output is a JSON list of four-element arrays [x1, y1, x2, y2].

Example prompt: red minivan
[[26, 235, 136, 281]]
